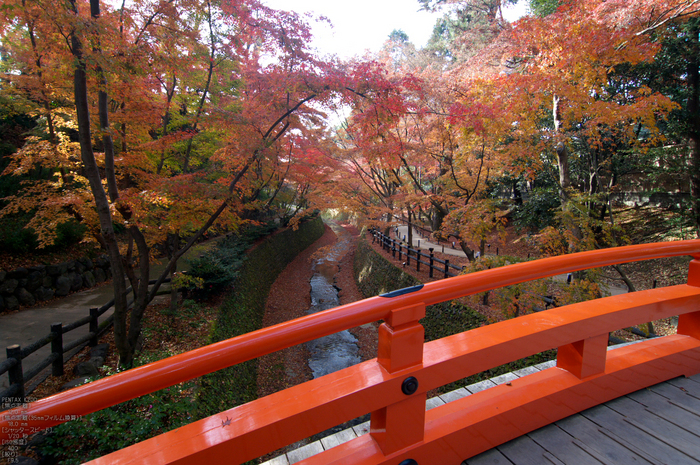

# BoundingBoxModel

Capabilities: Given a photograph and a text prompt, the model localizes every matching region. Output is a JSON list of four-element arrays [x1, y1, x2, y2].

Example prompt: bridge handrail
[[1, 240, 700, 442]]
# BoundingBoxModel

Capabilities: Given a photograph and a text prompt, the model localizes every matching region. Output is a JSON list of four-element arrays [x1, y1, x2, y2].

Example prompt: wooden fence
[[370, 228, 463, 278], [0, 279, 168, 401]]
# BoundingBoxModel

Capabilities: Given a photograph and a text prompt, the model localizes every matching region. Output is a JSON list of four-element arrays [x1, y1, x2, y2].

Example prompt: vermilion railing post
[[556, 334, 607, 379], [371, 303, 426, 455], [680, 259, 700, 338]]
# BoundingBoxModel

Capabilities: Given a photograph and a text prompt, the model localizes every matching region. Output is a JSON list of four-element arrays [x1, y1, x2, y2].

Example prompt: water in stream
[[306, 222, 361, 379]]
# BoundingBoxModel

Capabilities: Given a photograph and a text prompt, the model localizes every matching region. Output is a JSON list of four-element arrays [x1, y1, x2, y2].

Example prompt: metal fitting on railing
[[402, 377, 418, 395]]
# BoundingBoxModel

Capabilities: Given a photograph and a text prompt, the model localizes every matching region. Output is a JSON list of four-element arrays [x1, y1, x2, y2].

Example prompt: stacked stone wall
[[0, 255, 112, 311]]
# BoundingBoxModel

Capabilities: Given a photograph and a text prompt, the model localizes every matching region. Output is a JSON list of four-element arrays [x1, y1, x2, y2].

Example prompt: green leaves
[[39, 360, 197, 464]]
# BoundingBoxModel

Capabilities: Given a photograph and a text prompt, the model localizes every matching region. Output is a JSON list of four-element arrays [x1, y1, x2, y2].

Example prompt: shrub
[[185, 221, 283, 299], [195, 216, 325, 418], [0, 214, 39, 253], [0, 216, 86, 254], [53, 219, 87, 249], [513, 187, 560, 233], [38, 354, 196, 464], [353, 231, 555, 394]]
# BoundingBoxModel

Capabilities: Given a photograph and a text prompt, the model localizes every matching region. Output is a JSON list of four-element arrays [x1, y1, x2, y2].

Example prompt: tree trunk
[[126, 226, 150, 364], [157, 75, 177, 175], [91, 0, 119, 203], [69, 0, 130, 365], [182, 0, 216, 173], [23, 4, 57, 146], [431, 206, 445, 232], [553, 94, 571, 204], [459, 240, 475, 262], [407, 207, 413, 248], [687, 20, 700, 238], [512, 179, 522, 205], [168, 233, 181, 315], [552, 93, 583, 244]]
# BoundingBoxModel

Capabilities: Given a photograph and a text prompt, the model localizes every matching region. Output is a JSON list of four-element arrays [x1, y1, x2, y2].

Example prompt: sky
[[263, 0, 529, 60]]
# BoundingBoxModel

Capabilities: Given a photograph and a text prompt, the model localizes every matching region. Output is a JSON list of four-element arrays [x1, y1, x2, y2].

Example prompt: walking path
[[394, 225, 466, 257], [0, 240, 220, 393], [0, 283, 118, 393]]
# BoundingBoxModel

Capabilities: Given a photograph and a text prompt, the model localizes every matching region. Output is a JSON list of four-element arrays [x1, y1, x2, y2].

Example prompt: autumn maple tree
[[330, 0, 700, 262], [0, 0, 349, 366], [336, 39, 515, 260], [3, 0, 700, 365]]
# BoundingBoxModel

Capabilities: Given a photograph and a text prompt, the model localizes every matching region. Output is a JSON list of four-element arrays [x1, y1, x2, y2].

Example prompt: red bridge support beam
[[372, 303, 426, 455], [557, 334, 607, 379], [681, 258, 700, 339]]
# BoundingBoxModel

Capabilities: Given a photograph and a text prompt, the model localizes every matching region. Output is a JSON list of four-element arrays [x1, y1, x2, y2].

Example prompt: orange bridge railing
[[2, 241, 700, 464]]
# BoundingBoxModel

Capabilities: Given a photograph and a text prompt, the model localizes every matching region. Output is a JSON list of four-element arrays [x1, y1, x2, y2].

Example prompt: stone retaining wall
[[0, 255, 112, 312]]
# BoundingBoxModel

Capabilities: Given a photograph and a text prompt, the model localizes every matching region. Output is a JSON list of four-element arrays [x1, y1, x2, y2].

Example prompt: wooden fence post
[[89, 307, 99, 346], [429, 248, 434, 278], [6, 345, 24, 400], [51, 323, 64, 377], [444, 260, 450, 279]]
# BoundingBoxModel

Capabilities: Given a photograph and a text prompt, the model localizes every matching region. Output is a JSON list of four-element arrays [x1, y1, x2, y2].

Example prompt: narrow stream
[[306, 221, 361, 378]]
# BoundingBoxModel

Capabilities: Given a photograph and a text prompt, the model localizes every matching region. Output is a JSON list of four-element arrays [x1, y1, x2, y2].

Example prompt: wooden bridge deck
[[263, 343, 700, 465], [467, 371, 700, 465]]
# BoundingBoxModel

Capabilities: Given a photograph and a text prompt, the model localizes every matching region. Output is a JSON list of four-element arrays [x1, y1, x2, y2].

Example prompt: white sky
[[263, 0, 529, 60]]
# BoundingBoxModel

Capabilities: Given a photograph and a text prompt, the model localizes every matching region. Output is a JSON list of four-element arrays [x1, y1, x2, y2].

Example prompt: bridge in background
[[1, 240, 700, 464]]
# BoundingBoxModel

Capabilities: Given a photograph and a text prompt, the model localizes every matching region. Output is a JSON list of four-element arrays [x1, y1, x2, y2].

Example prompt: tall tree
[[644, 16, 700, 235], [495, 0, 681, 249], [1, 0, 347, 366]]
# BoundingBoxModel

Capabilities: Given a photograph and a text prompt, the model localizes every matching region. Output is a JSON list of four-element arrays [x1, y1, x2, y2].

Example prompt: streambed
[[306, 221, 361, 378]]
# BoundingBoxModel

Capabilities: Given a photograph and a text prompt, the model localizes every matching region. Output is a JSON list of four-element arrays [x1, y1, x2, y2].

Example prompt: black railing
[[390, 214, 473, 253], [370, 229, 463, 278]]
